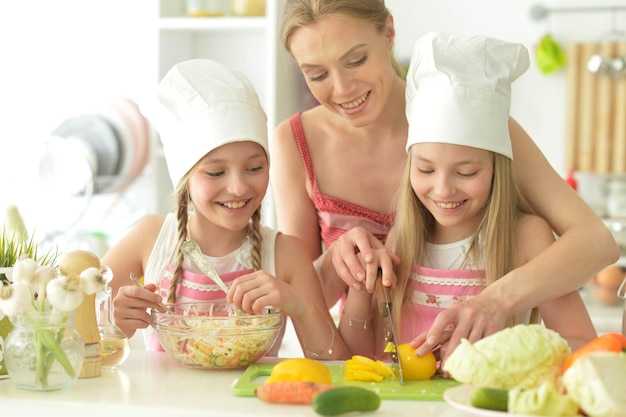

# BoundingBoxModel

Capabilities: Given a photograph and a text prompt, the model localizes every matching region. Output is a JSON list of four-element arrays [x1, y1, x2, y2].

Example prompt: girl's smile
[[410, 142, 494, 243], [188, 141, 269, 243]]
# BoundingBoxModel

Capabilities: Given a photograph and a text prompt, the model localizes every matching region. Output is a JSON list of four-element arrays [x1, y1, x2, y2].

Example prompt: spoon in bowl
[[129, 273, 191, 329], [129, 273, 175, 316], [181, 240, 230, 294]]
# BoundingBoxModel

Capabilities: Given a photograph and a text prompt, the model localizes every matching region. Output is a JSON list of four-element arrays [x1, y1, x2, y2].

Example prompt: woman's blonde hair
[[389, 151, 539, 333], [165, 161, 264, 304], [280, 0, 405, 77]]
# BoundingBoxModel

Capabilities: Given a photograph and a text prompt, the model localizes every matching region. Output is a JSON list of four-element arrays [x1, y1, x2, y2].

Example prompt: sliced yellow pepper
[[343, 355, 396, 382], [344, 369, 384, 382]]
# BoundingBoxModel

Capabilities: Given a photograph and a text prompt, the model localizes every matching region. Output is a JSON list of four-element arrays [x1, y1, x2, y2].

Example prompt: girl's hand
[[329, 227, 401, 291], [227, 271, 302, 316], [112, 283, 163, 338]]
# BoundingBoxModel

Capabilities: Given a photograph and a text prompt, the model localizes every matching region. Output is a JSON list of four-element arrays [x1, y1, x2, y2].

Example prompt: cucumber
[[312, 386, 381, 416], [470, 387, 508, 412]]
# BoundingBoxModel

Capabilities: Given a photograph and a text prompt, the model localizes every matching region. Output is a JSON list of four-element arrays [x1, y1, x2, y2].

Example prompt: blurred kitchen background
[[0, 0, 625, 338]]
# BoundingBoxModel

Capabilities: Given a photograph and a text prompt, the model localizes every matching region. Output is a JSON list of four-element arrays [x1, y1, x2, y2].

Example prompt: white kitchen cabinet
[[152, 0, 303, 215]]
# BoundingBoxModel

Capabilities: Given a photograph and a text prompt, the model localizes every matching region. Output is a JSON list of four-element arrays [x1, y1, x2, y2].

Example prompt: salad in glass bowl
[[151, 301, 282, 369]]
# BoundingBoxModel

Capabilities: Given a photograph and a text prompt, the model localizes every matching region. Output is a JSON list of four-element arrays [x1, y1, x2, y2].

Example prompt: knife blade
[[374, 276, 404, 384]]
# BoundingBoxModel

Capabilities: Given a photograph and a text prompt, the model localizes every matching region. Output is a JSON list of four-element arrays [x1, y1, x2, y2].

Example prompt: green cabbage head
[[443, 324, 570, 390]]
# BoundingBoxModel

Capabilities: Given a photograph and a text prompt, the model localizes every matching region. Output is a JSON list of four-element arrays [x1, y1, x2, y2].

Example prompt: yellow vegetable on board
[[396, 343, 437, 381], [266, 358, 332, 384], [343, 355, 395, 382]]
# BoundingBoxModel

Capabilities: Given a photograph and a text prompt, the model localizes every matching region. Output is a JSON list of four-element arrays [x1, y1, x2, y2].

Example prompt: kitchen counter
[[0, 351, 478, 417], [2, 288, 619, 417]]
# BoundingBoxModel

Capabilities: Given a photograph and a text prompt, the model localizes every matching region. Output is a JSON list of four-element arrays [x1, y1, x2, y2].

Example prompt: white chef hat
[[146, 59, 268, 187], [405, 32, 530, 159]]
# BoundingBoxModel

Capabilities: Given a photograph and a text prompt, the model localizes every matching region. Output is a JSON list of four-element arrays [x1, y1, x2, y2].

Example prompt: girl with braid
[[103, 59, 350, 359]]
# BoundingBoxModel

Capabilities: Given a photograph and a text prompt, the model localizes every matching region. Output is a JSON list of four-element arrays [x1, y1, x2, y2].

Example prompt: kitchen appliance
[[33, 97, 151, 248], [38, 97, 150, 196]]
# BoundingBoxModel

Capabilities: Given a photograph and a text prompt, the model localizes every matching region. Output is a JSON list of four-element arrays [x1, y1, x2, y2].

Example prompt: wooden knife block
[[75, 293, 102, 378]]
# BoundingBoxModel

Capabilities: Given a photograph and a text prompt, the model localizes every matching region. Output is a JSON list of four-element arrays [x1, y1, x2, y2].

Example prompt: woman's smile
[[339, 90, 371, 110]]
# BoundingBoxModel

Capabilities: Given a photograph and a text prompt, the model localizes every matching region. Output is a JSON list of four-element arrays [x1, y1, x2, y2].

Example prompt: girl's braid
[[249, 209, 263, 271], [167, 189, 190, 303]]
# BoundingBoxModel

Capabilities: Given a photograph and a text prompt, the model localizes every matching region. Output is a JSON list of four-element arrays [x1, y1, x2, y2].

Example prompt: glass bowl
[[151, 301, 282, 369]]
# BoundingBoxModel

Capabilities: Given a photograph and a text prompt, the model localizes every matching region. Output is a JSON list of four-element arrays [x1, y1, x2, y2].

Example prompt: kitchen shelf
[[158, 16, 267, 30], [152, 0, 301, 216]]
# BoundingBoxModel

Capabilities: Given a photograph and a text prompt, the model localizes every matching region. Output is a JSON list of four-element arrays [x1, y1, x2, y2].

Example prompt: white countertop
[[2, 288, 620, 417], [0, 351, 481, 417]]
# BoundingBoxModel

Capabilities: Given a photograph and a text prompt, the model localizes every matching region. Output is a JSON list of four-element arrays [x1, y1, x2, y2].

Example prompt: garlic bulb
[[46, 275, 84, 312], [0, 281, 34, 317], [11, 257, 38, 285], [79, 266, 107, 295]]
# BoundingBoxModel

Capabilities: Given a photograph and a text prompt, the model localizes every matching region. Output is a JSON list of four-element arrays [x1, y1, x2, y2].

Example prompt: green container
[[0, 315, 13, 375]]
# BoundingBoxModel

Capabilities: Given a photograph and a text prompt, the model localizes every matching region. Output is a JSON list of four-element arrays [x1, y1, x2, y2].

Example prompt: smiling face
[[409, 143, 494, 243], [187, 141, 269, 234], [288, 15, 396, 126]]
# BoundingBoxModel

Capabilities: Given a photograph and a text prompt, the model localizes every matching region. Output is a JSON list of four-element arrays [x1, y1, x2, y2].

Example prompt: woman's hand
[[413, 296, 508, 370], [112, 283, 163, 338], [227, 271, 302, 316], [328, 226, 401, 291]]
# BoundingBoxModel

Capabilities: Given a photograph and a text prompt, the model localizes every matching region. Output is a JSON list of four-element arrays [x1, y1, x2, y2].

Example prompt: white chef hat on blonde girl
[[147, 59, 269, 188], [143, 59, 269, 304], [405, 32, 530, 159]]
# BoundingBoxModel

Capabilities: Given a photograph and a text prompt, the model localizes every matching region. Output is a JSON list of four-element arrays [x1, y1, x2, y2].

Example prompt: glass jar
[[97, 288, 130, 369], [619, 277, 626, 336], [606, 177, 626, 218], [231, 0, 265, 16], [186, 0, 227, 17], [4, 312, 84, 391]]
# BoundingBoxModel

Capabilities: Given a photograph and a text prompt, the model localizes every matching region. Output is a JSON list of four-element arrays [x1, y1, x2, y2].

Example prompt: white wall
[[0, 0, 157, 251], [1, 0, 624, 240], [0, 0, 156, 199], [387, 0, 626, 176]]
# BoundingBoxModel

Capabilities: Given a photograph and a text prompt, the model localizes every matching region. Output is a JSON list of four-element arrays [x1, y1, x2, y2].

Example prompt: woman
[[270, 0, 618, 361]]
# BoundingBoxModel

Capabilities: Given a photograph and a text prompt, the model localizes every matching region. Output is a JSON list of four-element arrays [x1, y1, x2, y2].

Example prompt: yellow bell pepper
[[266, 358, 332, 384]]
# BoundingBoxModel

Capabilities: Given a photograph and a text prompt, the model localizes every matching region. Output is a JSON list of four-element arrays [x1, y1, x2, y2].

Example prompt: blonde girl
[[104, 59, 349, 360], [337, 32, 597, 365]]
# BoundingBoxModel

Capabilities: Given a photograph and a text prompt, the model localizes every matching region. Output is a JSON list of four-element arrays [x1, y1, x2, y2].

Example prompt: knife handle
[[374, 278, 391, 317]]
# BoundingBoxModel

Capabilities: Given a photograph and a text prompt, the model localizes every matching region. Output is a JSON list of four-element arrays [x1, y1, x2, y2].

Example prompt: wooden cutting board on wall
[[565, 41, 626, 173]]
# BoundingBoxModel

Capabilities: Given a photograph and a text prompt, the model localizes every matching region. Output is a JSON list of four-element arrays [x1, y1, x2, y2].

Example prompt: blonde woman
[[271, 0, 615, 363]]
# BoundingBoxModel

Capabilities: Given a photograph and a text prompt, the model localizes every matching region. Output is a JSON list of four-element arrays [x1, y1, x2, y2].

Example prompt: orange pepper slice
[[562, 332, 626, 373]]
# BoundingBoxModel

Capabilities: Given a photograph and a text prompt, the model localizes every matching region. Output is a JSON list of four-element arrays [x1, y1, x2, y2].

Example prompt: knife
[[374, 275, 404, 384]]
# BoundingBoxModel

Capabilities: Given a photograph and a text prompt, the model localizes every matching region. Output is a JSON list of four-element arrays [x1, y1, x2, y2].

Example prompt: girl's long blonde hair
[[280, 0, 405, 78], [389, 151, 540, 333], [165, 164, 264, 304]]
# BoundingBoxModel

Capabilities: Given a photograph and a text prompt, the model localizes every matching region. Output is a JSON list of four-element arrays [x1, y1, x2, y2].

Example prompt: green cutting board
[[232, 362, 460, 401]]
